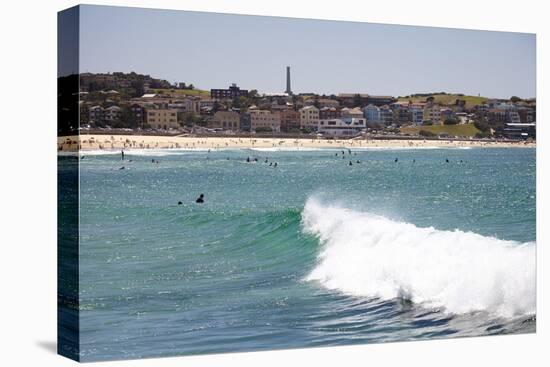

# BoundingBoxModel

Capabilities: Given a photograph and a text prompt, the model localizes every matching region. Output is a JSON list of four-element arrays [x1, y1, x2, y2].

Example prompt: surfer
[[446, 158, 449, 163], [349, 161, 353, 166], [395, 158, 398, 163], [196, 194, 204, 204], [246, 157, 250, 163], [121, 150, 124, 160], [178, 201, 182, 205], [119, 166, 125, 170], [274, 162, 278, 167]]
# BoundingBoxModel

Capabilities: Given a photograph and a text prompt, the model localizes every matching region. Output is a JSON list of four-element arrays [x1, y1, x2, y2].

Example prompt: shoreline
[[58, 134, 536, 152]]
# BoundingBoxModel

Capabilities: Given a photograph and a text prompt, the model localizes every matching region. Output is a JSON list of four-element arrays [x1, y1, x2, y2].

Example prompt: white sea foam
[[302, 198, 535, 317], [80, 148, 213, 157], [249, 147, 331, 152]]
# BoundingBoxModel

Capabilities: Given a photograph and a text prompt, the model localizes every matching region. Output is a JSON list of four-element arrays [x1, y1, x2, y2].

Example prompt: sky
[[78, 5, 536, 99]]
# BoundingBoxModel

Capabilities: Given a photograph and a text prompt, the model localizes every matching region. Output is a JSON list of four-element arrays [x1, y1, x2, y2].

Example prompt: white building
[[318, 117, 366, 136], [299, 105, 320, 130]]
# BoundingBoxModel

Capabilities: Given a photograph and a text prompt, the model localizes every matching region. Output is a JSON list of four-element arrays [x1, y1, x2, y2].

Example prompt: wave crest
[[302, 198, 535, 317]]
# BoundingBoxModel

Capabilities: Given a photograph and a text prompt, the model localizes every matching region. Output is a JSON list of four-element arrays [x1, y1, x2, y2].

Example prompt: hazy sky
[[78, 5, 536, 98]]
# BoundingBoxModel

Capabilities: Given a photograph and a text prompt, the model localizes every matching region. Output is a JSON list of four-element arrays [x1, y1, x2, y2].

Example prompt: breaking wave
[[302, 198, 535, 317]]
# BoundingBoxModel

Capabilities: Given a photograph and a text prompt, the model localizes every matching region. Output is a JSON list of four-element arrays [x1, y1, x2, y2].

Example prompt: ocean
[[64, 147, 536, 361]]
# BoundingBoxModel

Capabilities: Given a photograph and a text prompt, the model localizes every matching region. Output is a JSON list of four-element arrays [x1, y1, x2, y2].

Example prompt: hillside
[[150, 88, 210, 98], [398, 94, 488, 109], [400, 123, 481, 137]]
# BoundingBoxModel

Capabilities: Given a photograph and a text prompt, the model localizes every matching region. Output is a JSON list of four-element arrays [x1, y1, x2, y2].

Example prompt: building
[[506, 110, 521, 124], [210, 83, 249, 100], [440, 108, 455, 123], [209, 111, 240, 130], [366, 95, 397, 106], [319, 107, 341, 120], [338, 93, 368, 107], [240, 113, 251, 132], [410, 104, 424, 125], [487, 109, 507, 124], [299, 105, 320, 130], [146, 108, 179, 130], [391, 103, 410, 125], [280, 109, 300, 132], [363, 104, 380, 124], [423, 105, 441, 124], [285, 66, 292, 95], [379, 105, 394, 125], [249, 109, 281, 132], [496, 123, 536, 140], [130, 103, 145, 126], [104, 106, 122, 125], [88, 105, 104, 126], [517, 107, 536, 123], [341, 107, 364, 119], [318, 117, 366, 136], [305, 98, 340, 108]]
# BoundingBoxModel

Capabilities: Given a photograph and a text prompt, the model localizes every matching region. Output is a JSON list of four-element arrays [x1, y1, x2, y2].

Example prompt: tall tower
[[285, 66, 292, 95]]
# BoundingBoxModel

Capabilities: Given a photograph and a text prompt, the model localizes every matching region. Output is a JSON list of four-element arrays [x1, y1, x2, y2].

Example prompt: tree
[[130, 80, 145, 98], [443, 117, 459, 125], [120, 105, 138, 128], [510, 96, 522, 103], [474, 119, 490, 132], [188, 83, 195, 90]]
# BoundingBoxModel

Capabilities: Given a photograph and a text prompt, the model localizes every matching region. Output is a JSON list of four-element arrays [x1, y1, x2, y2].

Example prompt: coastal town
[[70, 68, 536, 142]]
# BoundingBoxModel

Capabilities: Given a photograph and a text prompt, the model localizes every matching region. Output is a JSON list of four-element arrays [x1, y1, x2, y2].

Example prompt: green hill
[[398, 94, 488, 109], [400, 123, 481, 137]]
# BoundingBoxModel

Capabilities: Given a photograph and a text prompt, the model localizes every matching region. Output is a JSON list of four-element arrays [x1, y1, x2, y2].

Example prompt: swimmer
[[196, 194, 204, 204]]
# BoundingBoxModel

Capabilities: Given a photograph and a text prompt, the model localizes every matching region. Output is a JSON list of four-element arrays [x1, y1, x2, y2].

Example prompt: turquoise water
[[73, 147, 535, 361]]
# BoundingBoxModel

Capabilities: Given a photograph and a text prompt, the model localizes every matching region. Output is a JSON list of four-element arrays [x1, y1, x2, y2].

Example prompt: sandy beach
[[57, 134, 535, 152]]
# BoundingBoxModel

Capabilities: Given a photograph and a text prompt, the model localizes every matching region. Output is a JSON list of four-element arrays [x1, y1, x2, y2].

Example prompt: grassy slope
[[150, 88, 210, 98], [400, 123, 481, 137], [398, 94, 488, 109]]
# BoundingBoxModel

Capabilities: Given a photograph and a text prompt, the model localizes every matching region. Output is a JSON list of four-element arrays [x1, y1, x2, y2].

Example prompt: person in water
[[395, 158, 398, 162], [178, 201, 182, 205], [349, 161, 353, 166], [446, 158, 449, 163], [274, 162, 278, 167], [196, 194, 204, 203], [121, 150, 124, 160], [246, 157, 250, 162]]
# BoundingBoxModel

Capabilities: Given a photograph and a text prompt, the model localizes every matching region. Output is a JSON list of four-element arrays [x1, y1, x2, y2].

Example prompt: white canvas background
[[0, 0, 547, 366]]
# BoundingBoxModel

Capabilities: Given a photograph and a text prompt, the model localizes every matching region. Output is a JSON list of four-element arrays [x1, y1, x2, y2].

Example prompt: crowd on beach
[[58, 134, 535, 152]]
